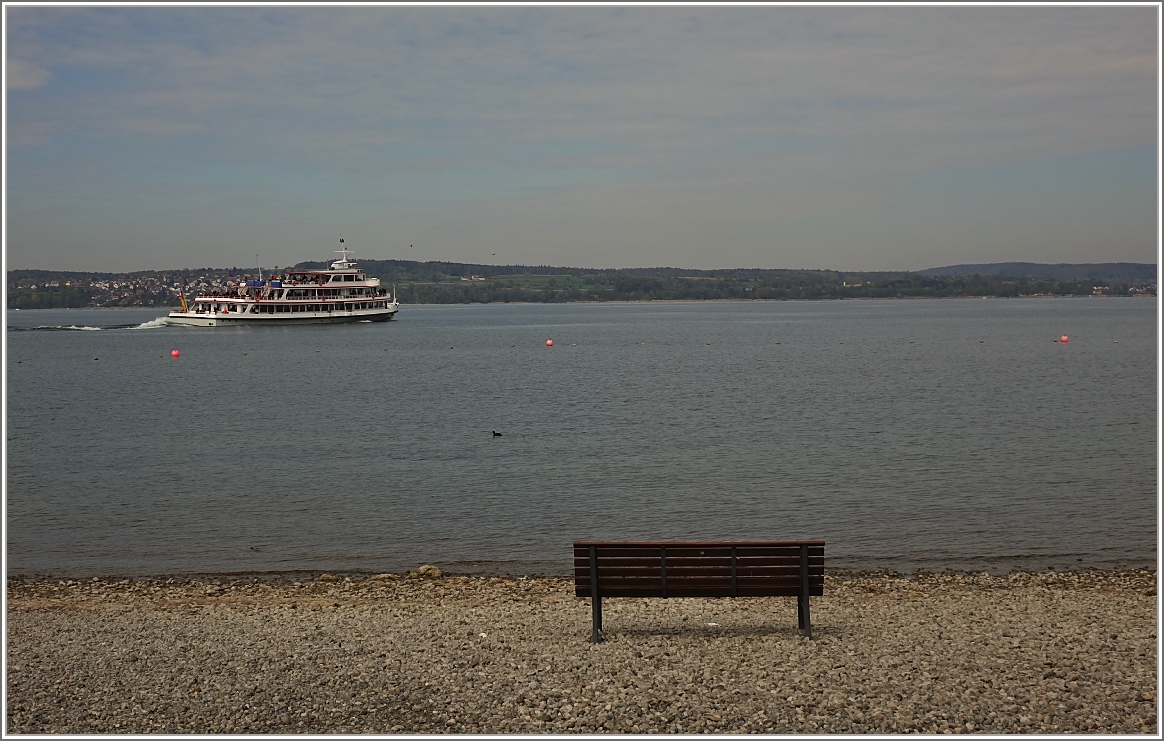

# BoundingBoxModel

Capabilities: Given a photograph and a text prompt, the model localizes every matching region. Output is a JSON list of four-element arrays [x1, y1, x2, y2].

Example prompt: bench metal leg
[[798, 545, 812, 639], [590, 546, 603, 644]]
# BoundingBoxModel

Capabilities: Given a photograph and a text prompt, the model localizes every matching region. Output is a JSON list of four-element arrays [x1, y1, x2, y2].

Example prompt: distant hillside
[[918, 262, 1156, 284], [8, 259, 1156, 309]]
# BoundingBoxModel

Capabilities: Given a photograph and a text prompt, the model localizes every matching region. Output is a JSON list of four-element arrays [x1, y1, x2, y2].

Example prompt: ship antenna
[[256, 253, 262, 281]]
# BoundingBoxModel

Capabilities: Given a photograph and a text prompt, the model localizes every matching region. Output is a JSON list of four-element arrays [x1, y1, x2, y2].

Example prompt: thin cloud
[[4, 6, 1157, 272], [6, 58, 50, 90]]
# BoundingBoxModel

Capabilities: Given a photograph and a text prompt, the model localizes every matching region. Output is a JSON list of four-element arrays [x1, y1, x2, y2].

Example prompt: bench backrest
[[573, 541, 824, 599]]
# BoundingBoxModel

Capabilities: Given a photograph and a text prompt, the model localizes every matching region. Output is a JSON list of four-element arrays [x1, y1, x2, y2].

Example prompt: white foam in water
[[127, 317, 170, 330], [54, 325, 104, 331]]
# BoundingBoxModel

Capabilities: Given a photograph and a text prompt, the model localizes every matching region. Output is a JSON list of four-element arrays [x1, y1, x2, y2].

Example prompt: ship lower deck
[[166, 307, 397, 327]]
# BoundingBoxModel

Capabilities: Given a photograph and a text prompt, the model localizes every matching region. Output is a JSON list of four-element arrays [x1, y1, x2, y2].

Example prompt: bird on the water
[[492, 431, 502, 437]]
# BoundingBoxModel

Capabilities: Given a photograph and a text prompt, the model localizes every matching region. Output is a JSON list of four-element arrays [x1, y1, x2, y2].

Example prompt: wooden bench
[[574, 541, 824, 643]]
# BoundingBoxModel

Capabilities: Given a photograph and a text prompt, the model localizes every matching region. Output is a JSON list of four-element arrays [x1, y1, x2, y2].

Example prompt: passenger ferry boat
[[166, 245, 399, 326]]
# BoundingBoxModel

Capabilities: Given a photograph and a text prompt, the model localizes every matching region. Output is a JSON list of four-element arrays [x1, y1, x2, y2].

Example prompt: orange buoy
[[546, 339, 553, 347], [1060, 335, 1069, 343], [171, 349, 180, 358]]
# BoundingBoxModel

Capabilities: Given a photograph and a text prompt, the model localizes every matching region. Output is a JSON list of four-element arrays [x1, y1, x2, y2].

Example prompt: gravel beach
[[6, 568, 1157, 734]]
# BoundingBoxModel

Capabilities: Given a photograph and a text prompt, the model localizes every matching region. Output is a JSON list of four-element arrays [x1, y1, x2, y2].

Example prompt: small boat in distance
[[166, 242, 399, 326]]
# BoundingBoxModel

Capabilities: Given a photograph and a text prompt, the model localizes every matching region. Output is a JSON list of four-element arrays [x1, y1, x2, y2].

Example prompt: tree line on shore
[[396, 272, 1120, 304], [7, 261, 1155, 309]]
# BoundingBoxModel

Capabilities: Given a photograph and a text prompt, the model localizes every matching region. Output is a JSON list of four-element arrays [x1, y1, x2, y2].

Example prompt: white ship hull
[[167, 303, 398, 327]]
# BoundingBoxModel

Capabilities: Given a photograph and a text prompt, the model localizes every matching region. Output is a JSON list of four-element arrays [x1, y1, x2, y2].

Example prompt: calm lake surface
[[6, 299, 1158, 579]]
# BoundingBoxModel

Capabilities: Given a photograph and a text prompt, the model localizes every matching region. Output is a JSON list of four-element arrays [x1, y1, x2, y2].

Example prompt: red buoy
[[171, 349, 180, 358], [546, 339, 554, 347], [1060, 335, 1069, 343]]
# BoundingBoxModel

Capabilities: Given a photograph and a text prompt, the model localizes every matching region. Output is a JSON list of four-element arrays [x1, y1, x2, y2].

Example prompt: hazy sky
[[4, 5, 1159, 273]]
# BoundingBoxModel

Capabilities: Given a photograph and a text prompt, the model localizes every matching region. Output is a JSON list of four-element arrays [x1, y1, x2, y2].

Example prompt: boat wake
[[8, 324, 107, 332], [8, 318, 169, 332]]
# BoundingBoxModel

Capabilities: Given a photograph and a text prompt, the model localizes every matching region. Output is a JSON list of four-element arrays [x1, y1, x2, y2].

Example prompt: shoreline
[[7, 292, 1153, 314], [8, 568, 1157, 734], [7, 561, 1158, 585]]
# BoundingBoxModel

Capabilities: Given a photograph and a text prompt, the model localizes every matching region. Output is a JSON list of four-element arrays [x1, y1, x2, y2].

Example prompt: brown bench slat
[[572, 553, 827, 564], [573, 546, 825, 559], [575, 579, 824, 596], [573, 550, 826, 560], [572, 557, 824, 569], [574, 541, 826, 548], [576, 587, 825, 598], [574, 569, 824, 582], [574, 565, 825, 579], [581, 585, 816, 598], [576, 571, 825, 584], [573, 557, 825, 571]]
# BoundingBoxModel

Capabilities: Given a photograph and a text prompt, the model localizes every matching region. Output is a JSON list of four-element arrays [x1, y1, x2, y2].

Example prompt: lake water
[[5, 298, 1158, 579]]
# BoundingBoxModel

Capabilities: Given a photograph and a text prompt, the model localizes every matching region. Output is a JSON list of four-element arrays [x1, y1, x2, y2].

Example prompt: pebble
[[6, 569, 1157, 733]]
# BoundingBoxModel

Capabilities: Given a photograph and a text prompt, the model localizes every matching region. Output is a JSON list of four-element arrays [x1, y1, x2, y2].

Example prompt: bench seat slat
[[575, 574, 828, 586], [574, 541, 825, 548], [574, 546, 824, 559], [572, 552, 825, 562], [577, 563, 824, 574], [574, 575, 825, 587], [573, 552, 823, 562], [575, 560, 828, 572], [577, 570, 824, 581], [576, 578, 824, 596], [576, 585, 824, 598], [574, 570, 824, 582]]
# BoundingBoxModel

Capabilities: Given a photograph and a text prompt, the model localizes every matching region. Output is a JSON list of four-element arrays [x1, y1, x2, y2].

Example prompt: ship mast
[[332, 237, 355, 269]]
